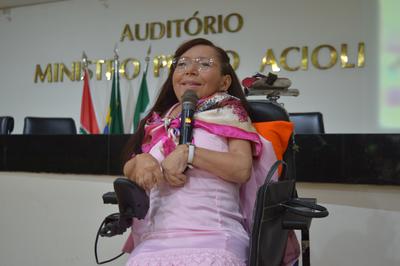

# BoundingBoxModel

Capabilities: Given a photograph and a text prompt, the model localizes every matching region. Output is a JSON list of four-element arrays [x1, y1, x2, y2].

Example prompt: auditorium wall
[[0, 0, 391, 134]]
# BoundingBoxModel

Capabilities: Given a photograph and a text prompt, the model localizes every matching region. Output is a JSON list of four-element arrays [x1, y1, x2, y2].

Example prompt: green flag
[[104, 61, 124, 134], [133, 64, 150, 131]]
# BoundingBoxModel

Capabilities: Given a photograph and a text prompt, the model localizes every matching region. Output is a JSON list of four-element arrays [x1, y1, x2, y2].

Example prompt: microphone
[[179, 90, 199, 144]]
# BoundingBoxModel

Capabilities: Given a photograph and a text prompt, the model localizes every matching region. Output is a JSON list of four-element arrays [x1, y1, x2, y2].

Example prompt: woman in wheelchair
[[122, 38, 299, 265]]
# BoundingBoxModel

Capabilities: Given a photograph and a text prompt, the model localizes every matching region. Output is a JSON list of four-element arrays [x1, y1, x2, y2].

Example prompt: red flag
[[80, 69, 100, 134]]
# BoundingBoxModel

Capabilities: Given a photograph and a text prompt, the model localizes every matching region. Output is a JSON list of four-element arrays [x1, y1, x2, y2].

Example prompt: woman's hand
[[123, 153, 163, 190], [161, 144, 189, 187]]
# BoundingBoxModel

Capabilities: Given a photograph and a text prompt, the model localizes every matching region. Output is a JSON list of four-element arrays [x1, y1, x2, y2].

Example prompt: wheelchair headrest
[[248, 100, 290, 123]]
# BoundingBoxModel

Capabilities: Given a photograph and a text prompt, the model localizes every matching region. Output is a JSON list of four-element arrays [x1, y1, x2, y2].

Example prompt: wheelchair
[[95, 74, 328, 266]]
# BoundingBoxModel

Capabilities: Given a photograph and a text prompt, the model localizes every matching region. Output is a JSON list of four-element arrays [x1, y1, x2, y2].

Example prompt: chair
[[0, 116, 14, 135], [289, 112, 325, 134], [23, 117, 77, 135]]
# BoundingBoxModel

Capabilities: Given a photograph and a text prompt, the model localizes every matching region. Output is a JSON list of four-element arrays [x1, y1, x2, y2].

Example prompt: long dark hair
[[122, 38, 250, 164]]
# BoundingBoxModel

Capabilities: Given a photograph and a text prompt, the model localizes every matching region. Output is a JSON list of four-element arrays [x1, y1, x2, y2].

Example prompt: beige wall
[[1, 172, 399, 266], [0, 172, 127, 266], [297, 183, 400, 265], [0, 0, 382, 133]]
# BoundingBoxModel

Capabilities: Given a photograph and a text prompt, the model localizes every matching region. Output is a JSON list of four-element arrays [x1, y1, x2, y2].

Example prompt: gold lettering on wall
[[301, 47, 308, 70], [223, 13, 243, 33], [311, 45, 338, 70], [341, 44, 355, 68], [150, 22, 165, 40], [260, 49, 281, 72], [120, 11, 244, 42], [259, 42, 365, 73], [135, 23, 149, 41], [120, 58, 141, 80], [204, 16, 216, 34], [357, 42, 365, 67], [59, 63, 76, 82], [53, 63, 59, 82], [280, 47, 300, 71], [153, 55, 173, 77], [74, 62, 82, 81], [34, 64, 52, 83], [105, 60, 113, 80], [33, 43, 366, 83], [121, 24, 134, 41], [226, 50, 240, 71], [95, 60, 105, 80]]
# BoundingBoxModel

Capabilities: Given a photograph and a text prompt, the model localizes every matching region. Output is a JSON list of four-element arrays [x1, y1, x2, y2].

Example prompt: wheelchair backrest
[[248, 99, 296, 181]]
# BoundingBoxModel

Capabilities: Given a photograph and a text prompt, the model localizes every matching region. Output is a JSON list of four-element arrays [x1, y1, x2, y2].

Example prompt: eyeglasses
[[173, 57, 215, 72]]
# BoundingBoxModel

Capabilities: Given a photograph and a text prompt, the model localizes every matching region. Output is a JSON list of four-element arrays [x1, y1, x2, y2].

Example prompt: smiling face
[[172, 45, 232, 101]]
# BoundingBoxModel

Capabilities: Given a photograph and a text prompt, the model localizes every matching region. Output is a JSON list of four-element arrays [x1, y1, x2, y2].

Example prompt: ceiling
[[0, 0, 70, 9]]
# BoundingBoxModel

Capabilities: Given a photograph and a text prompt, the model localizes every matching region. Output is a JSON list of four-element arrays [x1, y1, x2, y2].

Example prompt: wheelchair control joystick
[[95, 178, 149, 264], [99, 178, 149, 237]]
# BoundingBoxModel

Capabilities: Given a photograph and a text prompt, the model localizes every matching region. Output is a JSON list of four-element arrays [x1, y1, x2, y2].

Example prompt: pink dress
[[126, 128, 249, 265], [123, 93, 299, 266]]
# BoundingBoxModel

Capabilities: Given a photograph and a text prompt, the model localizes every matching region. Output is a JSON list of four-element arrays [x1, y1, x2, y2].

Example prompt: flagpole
[[82, 51, 88, 73], [81, 51, 90, 83], [145, 44, 151, 73], [114, 44, 119, 101]]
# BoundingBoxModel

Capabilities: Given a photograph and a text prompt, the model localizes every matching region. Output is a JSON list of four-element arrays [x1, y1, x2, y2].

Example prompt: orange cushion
[[253, 121, 294, 175]]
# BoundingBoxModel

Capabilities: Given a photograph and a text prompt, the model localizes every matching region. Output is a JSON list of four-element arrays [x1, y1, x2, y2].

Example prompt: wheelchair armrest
[[102, 192, 118, 204], [98, 179, 149, 238], [282, 212, 312, 231], [114, 178, 149, 219], [282, 198, 316, 231]]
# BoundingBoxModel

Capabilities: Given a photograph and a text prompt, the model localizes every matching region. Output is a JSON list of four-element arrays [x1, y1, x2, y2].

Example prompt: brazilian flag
[[104, 63, 124, 134]]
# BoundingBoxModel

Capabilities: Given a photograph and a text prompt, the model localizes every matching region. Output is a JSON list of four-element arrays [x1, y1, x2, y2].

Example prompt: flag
[[123, 79, 136, 134], [104, 60, 124, 134], [80, 68, 100, 134], [133, 63, 150, 131]]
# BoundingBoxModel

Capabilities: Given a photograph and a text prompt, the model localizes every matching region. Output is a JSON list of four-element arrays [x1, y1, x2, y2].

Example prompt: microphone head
[[181, 90, 199, 106]]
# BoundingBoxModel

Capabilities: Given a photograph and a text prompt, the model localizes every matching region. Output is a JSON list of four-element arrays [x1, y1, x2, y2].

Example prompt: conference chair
[[23, 117, 77, 135], [95, 99, 328, 266], [0, 116, 14, 135], [289, 112, 325, 134]]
